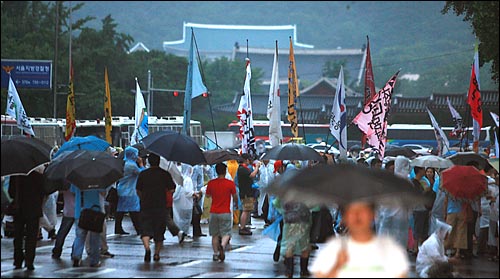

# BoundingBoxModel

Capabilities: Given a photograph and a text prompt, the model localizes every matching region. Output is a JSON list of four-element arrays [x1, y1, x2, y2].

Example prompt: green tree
[[321, 60, 351, 84], [442, 1, 499, 83]]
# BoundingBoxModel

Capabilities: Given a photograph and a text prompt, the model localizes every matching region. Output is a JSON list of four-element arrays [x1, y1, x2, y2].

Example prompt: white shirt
[[311, 236, 409, 278]]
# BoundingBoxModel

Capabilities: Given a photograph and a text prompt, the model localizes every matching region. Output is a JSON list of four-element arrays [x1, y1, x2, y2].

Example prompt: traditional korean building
[[162, 22, 365, 86]]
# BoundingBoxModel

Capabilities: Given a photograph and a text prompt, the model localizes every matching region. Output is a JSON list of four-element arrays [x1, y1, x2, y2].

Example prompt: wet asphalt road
[[1, 216, 499, 278]]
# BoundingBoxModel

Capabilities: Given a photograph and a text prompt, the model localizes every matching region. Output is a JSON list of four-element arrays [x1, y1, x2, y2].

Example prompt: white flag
[[426, 108, 450, 157], [267, 43, 283, 147], [130, 78, 148, 145], [446, 97, 464, 139], [237, 59, 256, 156], [495, 130, 499, 158], [6, 75, 35, 136], [490, 111, 499, 127], [329, 66, 347, 159]]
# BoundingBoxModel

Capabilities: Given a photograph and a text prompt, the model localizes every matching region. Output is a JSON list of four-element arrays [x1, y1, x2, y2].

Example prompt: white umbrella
[[410, 155, 454, 169]]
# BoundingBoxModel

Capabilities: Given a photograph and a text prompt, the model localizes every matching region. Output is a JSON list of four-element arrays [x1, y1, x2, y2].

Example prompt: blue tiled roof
[[163, 22, 313, 53]]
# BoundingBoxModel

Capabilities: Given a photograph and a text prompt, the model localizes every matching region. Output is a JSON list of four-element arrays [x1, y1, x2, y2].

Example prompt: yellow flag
[[287, 37, 300, 137], [65, 61, 76, 141], [104, 67, 112, 144]]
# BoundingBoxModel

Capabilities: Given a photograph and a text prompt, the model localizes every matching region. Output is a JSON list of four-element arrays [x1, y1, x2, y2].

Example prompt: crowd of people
[[1, 144, 498, 278]]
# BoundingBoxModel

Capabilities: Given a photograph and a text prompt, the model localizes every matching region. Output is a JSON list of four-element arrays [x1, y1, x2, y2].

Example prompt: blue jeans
[[71, 218, 101, 265], [53, 216, 75, 256]]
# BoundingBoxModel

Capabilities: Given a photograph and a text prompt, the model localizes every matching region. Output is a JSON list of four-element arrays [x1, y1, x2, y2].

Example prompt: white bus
[[1, 115, 204, 148]]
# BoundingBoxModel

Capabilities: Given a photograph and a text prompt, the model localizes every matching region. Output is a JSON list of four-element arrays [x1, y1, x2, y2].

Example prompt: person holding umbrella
[[136, 153, 176, 262], [8, 166, 46, 270]]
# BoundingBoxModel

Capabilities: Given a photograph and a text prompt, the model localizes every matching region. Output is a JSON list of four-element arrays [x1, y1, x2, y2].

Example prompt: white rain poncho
[[173, 164, 194, 234], [257, 161, 275, 216], [416, 220, 452, 278], [376, 156, 410, 247]]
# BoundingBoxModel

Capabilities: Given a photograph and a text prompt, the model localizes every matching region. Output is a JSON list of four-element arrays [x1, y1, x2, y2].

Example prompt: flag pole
[[297, 93, 306, 142], [192, 30, 220, 149]]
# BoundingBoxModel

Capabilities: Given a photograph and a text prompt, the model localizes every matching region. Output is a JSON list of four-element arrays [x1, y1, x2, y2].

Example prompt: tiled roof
[[392, 97, 430, 113], [163, 22, 313, 55], [214, 78, 499, 125]]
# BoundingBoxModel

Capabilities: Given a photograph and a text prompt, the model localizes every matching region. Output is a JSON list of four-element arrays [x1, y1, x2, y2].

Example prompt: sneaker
[[178, 231, 185, 244], [184, 235, 193, 243], [219, 243, 225, 262], [48, 229, 57, 240], [212, 254, 220, 261], [144, 250, 151, 262], [90, 261, 102, 268], [239, 228, 252, 235], [52, 248, 62, 259], [100, 251, 115, 258]]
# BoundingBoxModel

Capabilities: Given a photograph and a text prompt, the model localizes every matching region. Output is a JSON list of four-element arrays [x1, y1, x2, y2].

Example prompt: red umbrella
[[441, 165, 488, 202]]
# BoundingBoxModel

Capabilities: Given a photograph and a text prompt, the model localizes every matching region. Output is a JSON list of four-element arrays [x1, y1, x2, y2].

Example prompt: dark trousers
[[465, 211, 479, 256], [166, 207, 181, 237], [477, 227, 489, 254], [114, 211, 141, 234], [52, 216, 75, 256], [192, 211, 202, 236], [13, 215, 39, 267], [262, 194, 270, 223]]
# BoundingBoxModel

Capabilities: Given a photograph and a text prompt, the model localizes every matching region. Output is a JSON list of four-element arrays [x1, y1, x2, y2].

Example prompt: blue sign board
[[1, 59, 52, 89]]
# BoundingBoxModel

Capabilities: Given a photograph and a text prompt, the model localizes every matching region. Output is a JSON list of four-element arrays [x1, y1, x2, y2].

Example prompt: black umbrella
[[43, 151, 75, 194], [447, 151, 489, 169], [44, 150, 124, 190], [261, 143, 323, 161], [203, 149, 242, 165], [268, 163, 430, 208], [383, 145, 417, 158], [1, 136, 52, 177], [141, 130, 206, 165]]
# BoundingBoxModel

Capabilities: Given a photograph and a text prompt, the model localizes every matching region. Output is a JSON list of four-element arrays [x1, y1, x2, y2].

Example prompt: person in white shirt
[[311, 201, 409, 278]]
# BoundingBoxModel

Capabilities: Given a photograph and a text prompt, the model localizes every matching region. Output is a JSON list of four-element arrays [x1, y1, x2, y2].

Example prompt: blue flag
[[183, 29, 207, 136]]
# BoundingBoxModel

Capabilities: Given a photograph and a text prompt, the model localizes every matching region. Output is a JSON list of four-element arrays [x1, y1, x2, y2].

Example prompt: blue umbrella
[[54, 136, 110, 158]]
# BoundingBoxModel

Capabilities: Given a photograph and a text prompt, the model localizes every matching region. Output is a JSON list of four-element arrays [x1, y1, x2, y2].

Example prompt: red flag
[[364, 36, 376, 104], [467, 62, 482, 127], [361, 36, 376, 148]]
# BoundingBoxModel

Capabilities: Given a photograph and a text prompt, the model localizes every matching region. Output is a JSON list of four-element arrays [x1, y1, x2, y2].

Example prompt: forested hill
[[73, 1, 497, 95]]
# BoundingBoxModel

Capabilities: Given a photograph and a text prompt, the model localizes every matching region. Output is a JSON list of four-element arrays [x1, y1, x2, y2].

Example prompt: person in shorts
[[236, 154, 260, 235], [136, 153, 176, 262], [206, 163, 237, 262]]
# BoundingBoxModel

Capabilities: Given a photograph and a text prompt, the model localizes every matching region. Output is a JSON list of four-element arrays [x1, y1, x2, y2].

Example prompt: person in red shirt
[[206, 163, 238, 262]]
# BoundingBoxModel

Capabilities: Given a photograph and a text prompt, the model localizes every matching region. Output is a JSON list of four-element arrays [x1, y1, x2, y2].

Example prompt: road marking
[[178, 260, 204, 267], [55, 267, 116, 277], [234, 273, 253, 278], [231, 245, 253, 253]]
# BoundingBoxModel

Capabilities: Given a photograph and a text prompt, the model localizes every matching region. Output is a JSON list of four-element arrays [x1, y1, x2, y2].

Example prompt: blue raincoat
[[116, 147, 144, 212]]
